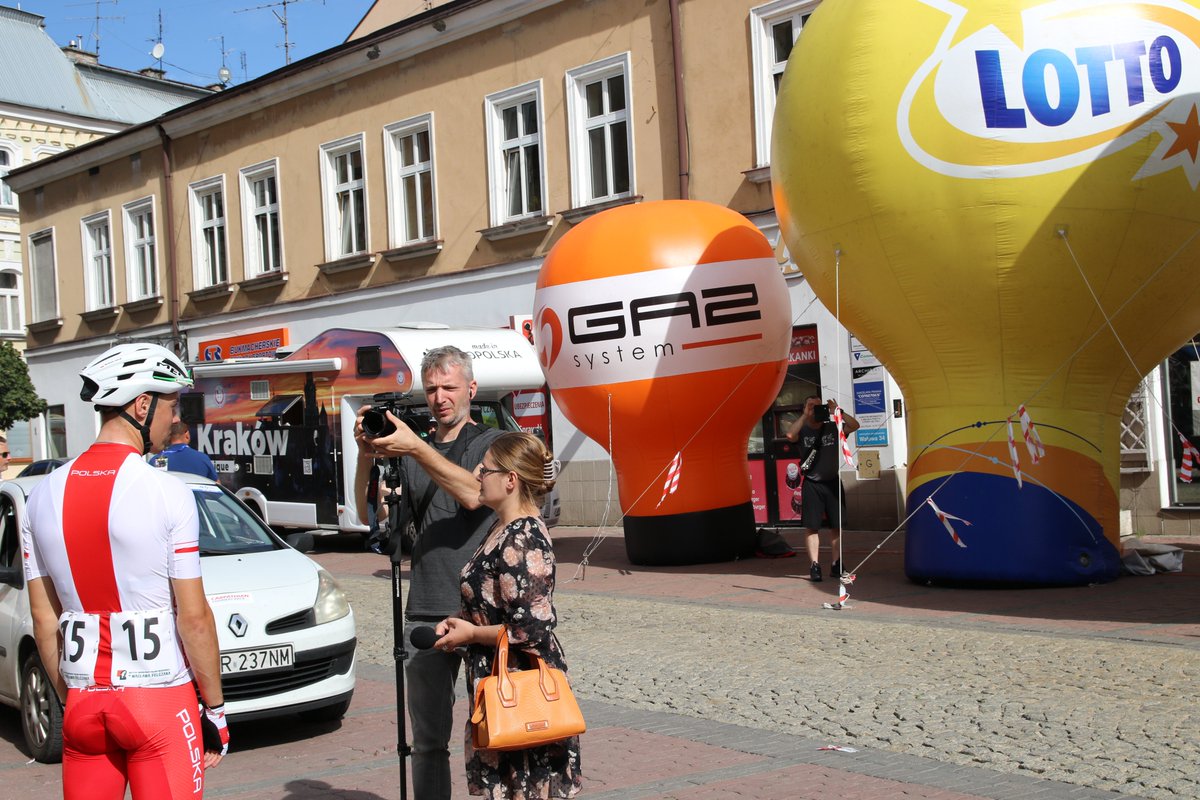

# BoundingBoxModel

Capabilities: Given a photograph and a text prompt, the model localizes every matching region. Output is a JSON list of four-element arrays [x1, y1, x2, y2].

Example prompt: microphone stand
[[382, 457, 411, 800]]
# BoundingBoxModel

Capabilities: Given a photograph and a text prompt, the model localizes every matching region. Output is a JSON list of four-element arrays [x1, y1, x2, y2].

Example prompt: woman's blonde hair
[[488, 431, 557, 506]]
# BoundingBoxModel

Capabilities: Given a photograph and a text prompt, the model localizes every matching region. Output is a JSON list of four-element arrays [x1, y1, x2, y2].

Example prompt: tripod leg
[[393, 560, 410, 800]]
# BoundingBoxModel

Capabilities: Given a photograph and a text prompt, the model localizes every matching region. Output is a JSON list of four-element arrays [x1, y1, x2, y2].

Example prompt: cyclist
[[21, 343, 228, 799]]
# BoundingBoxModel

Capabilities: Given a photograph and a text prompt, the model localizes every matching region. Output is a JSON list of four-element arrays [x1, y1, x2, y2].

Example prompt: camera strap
[[801, 421, 828, 477], [412, 423, 485, 535]]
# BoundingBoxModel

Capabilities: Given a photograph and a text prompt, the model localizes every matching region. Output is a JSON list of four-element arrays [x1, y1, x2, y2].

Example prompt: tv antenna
[[147, 9, 165, 73], [211, 34, 234, 85], [234, 0, 324, 66], [65, 0, 124, 58]]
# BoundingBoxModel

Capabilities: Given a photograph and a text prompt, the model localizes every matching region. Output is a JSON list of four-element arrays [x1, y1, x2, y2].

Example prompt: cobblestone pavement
[[338, 528, 1199, 800]]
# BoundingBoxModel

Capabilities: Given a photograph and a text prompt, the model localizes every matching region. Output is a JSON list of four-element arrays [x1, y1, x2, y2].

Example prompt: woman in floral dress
[[434, 432, 582, 799]]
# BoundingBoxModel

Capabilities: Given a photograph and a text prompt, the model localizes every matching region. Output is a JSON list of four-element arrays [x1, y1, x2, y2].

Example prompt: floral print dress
[[459, 515, 582, 799]]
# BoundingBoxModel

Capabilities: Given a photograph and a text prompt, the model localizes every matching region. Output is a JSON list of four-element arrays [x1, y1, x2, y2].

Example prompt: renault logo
[[228, 613, 248, 638]]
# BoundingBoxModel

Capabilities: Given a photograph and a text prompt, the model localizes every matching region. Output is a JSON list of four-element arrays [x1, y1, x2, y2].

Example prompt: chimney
[[62, 43, 98, 66], [139, 66, 166, 80]]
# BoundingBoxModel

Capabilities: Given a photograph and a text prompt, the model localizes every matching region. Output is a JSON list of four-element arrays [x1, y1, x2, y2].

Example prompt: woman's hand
[[433, 617, 477, 651]]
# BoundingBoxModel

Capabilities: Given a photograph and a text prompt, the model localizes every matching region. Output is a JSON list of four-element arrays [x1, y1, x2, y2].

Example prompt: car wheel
[[21, 651, 63, 764], [297, 696, 352, 723]]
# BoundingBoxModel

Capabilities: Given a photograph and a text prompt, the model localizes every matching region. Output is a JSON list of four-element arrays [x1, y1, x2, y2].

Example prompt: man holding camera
[[352, 345, 501, 800], [786, 395, 860, 582]]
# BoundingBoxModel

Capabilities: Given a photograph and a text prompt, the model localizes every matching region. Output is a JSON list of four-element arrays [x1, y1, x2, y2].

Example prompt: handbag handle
[[492, 626, 561, 708]]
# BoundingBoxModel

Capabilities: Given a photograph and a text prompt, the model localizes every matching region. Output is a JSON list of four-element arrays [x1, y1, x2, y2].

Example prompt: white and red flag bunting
[[1018, 405, 1046, 464], [1178, 434, 1200, 483], [833, 406, 854, 466], [656, 450, 683, 508], [926, 497, 970, 548], [1006, 416, 1023, 489]]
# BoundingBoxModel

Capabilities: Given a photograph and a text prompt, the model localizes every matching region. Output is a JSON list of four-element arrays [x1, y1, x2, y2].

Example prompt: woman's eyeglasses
[[477, 465, 508, 478]]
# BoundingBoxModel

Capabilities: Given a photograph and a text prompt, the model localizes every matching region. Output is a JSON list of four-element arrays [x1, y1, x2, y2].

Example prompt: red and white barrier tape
[[1178, 434, 1200, 483], [926, 497, 970, 548], [833, 406, 854, 466], [1006, 417, 1022, 489], [656, 450, 683, 508], [1018, 405, 1045, 463]]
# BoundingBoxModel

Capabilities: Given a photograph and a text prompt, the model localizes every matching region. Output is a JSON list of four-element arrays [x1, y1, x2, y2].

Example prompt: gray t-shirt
[[401, 424, 504, 618], [797, 420, 841, 482]]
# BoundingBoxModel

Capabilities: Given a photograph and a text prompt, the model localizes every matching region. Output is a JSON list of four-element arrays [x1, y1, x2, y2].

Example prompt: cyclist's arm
[[27, 576, 67, 702], [172, 576, 223, 708]]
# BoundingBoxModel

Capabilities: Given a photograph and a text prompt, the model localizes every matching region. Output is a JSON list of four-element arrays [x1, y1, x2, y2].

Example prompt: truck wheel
[[21, 651, 63, 763]]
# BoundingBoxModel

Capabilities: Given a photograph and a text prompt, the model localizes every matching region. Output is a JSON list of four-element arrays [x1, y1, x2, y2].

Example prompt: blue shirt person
[[149, 422, 218, 480]]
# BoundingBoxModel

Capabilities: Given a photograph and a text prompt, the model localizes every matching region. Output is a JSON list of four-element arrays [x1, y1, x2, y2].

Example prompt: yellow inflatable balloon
[[773, 0, 1200, 584]]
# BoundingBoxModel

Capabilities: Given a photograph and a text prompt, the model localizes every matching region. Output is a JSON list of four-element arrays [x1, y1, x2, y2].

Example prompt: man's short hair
[[169, 421, 190, 440], [420, 345, 474, 383]]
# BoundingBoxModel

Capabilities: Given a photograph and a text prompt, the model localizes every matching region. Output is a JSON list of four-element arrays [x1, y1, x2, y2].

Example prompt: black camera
[[812, 403, 831, 423], [361, 392, 435, 439]]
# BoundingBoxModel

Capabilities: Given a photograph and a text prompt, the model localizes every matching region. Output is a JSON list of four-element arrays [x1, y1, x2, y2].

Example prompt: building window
[[5, 419, 31, 460], [240, 160, 283, 276], [485, 83, 546, 224], [0, 267, 20, 335], [320, 135, 368, 260], [0, 146, 16, 210], [81, 211, 114, 310], [46, 404, 67, 460], [384, 116, 437, 246], [189, 177, 229, 288], [566, 54, 633, 208], [123, 197, 157, 300], [29, 228, 57, 323], [750, 0, 820, 168], [1165, 340, 1200, 504]]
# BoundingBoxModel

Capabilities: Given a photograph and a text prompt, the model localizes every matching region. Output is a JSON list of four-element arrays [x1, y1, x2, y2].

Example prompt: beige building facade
[[9, 0, 916, 528], [0, 5, 210, 476]]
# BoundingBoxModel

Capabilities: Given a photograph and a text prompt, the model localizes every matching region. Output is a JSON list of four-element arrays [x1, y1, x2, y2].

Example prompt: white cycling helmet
[[80, 342, 193, 407]]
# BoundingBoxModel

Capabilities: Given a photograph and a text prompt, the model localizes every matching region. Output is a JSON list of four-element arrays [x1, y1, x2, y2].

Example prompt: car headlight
[[313, 569, 351, 624]]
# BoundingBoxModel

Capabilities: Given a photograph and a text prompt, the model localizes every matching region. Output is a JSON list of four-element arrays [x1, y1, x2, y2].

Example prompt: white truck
[[182, 324, 557, 538]]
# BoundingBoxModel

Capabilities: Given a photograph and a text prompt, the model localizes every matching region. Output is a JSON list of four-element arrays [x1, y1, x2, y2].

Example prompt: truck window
[[478, 405, 499, 430], [256, 394, 304, 427]]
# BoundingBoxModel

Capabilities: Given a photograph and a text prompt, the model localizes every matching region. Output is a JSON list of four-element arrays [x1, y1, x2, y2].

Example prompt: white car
[[0, 472, 356, 763]]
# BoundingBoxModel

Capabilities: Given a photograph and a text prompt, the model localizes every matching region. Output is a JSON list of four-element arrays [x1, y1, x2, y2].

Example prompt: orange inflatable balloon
[[534, 201, 790, 565]]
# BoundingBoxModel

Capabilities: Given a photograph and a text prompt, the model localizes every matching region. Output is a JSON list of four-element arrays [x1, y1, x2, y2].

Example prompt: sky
[[15, 0, 401, 87]]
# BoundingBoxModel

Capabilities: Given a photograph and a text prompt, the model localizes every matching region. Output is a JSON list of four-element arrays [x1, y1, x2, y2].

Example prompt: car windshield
[[192, 485, 279, 555]]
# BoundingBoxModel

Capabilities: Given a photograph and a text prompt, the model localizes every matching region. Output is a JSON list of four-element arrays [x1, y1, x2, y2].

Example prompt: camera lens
[[362, 409, 396, 438]]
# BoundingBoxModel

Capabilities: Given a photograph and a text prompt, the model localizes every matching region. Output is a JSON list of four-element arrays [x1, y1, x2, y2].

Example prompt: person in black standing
[[353, 345, 503, 800], [786, 395, 859, 582]]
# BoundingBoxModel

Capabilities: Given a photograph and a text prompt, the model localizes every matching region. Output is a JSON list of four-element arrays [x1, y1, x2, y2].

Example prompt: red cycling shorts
[[63, 683, 206, 800]]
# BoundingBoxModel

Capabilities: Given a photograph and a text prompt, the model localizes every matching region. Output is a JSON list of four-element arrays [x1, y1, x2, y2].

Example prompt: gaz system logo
[[534, 258, 789, 390], [901, 0, 1200, 186]]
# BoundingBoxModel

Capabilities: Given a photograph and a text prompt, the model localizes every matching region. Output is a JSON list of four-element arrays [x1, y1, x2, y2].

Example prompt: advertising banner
[[774, 459, 804, 522], [198, 328, 289, 362], [748, 460, 769, 523]]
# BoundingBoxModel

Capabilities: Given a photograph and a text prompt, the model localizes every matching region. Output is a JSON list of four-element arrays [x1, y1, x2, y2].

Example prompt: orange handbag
[[470, 626, 586, 751]]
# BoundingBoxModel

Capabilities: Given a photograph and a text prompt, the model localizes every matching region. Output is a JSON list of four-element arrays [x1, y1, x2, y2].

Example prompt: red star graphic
[[1164, 104, 1200, 162]]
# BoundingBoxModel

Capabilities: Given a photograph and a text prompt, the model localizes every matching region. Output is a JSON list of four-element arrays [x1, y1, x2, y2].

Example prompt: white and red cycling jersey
[[21, 442, 201, 689]]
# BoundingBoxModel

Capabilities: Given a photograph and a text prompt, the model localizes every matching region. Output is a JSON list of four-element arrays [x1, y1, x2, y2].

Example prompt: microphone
[[410, 624, 468, 655], [410, 625, 440, 650]]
